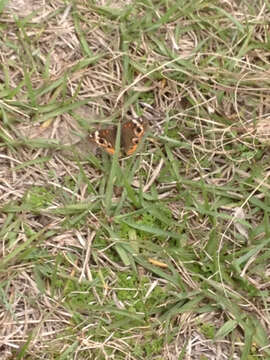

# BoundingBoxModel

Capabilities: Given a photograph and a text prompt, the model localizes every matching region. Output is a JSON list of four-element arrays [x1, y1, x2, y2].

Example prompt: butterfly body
[[89, 119, 146, 155]]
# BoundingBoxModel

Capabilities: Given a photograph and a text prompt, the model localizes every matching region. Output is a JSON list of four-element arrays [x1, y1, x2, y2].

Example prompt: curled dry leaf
[[233, 207, 249, 241]]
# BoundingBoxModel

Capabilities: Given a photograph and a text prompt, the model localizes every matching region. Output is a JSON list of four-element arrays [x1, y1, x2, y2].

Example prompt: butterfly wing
[[89, 119, 146, 156], [89, 127, 117, 155], [121, 119, 146, 155]]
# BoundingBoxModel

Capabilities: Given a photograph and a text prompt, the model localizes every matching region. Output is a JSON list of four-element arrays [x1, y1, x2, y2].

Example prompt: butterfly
[[89, 118, 147, 155]]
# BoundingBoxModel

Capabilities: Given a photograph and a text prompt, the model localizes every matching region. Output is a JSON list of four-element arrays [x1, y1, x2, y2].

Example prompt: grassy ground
[[1, 0, 270, 359]]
